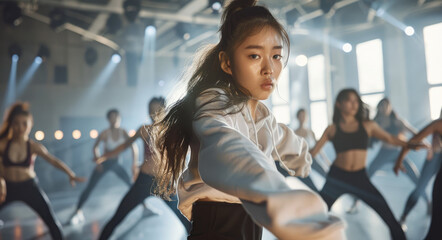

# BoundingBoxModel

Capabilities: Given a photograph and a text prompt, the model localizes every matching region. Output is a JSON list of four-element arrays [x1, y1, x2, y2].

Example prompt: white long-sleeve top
[[178, 88, 345, 240]]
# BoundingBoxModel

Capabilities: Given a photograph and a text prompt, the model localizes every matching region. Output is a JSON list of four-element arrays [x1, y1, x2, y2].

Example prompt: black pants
[[76, 158, 131, 210], [276, 161, 319, 192], [98, 172, 191, 240], [0, 179, 63, 240], [320, 165, 405, 240], [425, 154, 442, 240], [188, 202, 262, 240], [402, 153, 441, 219]]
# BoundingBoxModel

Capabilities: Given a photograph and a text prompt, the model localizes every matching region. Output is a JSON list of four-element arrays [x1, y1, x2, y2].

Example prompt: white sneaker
[[70, 211, 85, 225]]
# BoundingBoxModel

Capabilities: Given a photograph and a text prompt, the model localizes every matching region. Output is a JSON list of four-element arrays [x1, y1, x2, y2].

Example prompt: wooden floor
[[0, 163, 434, 240]]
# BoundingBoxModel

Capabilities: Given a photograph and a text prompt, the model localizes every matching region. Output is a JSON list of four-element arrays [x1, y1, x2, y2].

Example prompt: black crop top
[[2, 140, 33, 167], [331, 122, 369, 153]]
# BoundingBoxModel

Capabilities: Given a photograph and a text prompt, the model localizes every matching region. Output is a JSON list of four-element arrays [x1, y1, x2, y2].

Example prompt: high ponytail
[[0, 102, 32, 140], [153, 0, 290, 198]]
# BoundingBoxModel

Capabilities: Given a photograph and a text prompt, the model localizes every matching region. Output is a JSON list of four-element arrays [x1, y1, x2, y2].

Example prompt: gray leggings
[[367, 147, 429, 202], [401, 153, 442, 219]]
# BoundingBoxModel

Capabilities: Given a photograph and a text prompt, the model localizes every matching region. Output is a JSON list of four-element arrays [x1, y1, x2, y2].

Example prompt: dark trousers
[[0, 179, 63, 240], [425, 154, 442, 240], [276, 161, 319, 192], [188, 201, 262, 240], [320, 165, 406, 240], [402, 153, 441, 219], [98, 172, 191, 240], [76, 158, 131, 210]]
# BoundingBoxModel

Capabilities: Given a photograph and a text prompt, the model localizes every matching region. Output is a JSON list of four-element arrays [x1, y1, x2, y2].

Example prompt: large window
[[307, 54, 328, 138], [423, 22, 442, 120], [272, 67, 290, 124], [356, 39, 385, 118]]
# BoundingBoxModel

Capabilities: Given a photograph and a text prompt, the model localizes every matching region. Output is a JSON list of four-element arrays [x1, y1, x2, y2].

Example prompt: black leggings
[[76, 158, 131, 210], [0, 179, 63, 240], [98, 172, 191, 240], [188, 201, 262, 240], [402, 153, 441, 219], [425, 154, 442, 240], [276, 161, 319, 192], [320, 165, 405, 240]]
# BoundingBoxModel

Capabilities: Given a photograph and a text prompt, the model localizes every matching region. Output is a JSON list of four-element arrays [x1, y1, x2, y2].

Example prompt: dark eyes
[[249, 54, 283, 60]]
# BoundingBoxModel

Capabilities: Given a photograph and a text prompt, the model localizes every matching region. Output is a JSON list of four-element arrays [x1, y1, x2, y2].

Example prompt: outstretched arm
[[34, 142, 85, 186], [369, 121, 408, 147], [95, 126, 143, 164]]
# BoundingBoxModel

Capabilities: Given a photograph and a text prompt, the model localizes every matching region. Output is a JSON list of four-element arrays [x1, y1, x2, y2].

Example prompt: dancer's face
[[297, 111, 307, 124], [149, 102, 164, 122], [108, 112, 121, 127], [338, 93, 359, 117], [378, 101, 392, 116], [220, 26, 284, 100], [11, 114, 32, 138]]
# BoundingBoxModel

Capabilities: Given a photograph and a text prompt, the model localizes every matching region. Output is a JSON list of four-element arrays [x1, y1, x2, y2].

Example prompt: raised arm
[[310, 125, 333, 158], [34, 142, 85, 186], [368, 121, 408, 147]]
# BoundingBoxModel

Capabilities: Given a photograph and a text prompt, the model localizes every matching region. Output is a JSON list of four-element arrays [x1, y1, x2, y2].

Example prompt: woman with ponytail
[[0, 102, 84, 240], [153, 0, 344, 239]]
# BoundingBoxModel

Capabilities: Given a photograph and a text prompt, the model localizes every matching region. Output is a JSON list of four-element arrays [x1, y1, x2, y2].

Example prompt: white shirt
[[179, 88, 345, 240]]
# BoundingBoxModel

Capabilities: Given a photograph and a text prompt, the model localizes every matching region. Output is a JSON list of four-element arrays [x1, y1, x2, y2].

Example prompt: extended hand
[[393, 162, 406, 176], [69, 175, 86, 187], [95, 156, 107, 165]]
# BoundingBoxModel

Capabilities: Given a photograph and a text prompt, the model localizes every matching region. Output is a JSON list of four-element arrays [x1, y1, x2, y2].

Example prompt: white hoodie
[[178, 88, 345, 240]]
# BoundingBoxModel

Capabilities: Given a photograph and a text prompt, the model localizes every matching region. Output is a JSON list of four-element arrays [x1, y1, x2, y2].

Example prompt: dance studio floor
[[0, 168, 433, 240]]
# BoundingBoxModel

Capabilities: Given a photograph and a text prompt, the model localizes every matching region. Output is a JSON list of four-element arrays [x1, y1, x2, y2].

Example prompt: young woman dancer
[[310, 89, 419, 240], [348, 98, 429, 213], [95, 97, 191, 240], [69, 109, 138, 224], [153, 1, 345, 239], [0, 102, 84, 239], [394, 109, 442, 232], [276, 109, 330, 192]]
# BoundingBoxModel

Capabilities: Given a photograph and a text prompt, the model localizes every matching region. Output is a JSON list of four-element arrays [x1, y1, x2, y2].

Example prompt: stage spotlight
[[35, 131, 45, 141], [35, 56, 43, 64], [49, 8, 67, 30], [175, 23, 191, 40], [106, 14, 123, 35], [320, 0, 337, 14], [295, 55, 308, 67], [128, 129, 136, 137], [123, 0, 141, 22], [72, 130, 81, 140], [112, 53, 122, 63], [3, 2, 22, 26], [342, 43, 352, 53], [145, 25, 156, 36], [37, 44, 50, 62], [209, 0, 223, 13], [8, 44, 22, 60], [405, 26, 415, 36], [85, 47, 98, 66], [89, 129, 98, 139], [54, 130, 63, 140]]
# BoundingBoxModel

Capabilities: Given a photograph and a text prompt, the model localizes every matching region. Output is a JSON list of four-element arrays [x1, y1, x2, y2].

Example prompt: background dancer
[[95, 97, 191, 240], [68, 109, 137, 224], [0, 102, 84, 239], [310, 89, 423, 240]]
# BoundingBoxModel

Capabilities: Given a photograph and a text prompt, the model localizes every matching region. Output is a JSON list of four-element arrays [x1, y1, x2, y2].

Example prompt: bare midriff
[[332, 149, 367, 171]]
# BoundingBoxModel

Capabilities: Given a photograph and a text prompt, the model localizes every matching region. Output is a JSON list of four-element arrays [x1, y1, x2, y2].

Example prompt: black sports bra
[[331, 122, 369, 153], [2, 140, 34, 167]]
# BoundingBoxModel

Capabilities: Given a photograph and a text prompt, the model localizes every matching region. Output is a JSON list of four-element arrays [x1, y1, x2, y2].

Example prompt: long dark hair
[[0, 102, 32, 140], [153, 0, 290, 198], [374, 98, 398, 122], [332, 88, 369, 125]]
